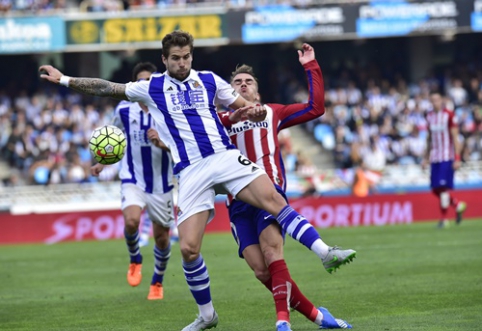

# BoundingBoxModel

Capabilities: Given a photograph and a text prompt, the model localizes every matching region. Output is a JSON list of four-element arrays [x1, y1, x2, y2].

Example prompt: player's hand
[[298, 43, 315, 65], [147, 128, 170, 151], [247, 103, 267, 122], [421, 158, 429, 170], [39, 65, 64, 84], [229, 106, 251, 123], [453, 160, 461, 170], [90, 163, 105, 177]]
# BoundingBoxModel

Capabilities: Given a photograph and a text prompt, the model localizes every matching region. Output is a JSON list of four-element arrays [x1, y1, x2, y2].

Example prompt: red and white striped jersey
[[219, 59, 325, 191], [426, 109, 458, 163]]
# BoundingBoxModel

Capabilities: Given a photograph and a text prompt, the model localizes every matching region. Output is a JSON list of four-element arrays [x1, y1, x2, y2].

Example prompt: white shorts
[[177, 149, 265, 225], [121, 183, 174, 228]]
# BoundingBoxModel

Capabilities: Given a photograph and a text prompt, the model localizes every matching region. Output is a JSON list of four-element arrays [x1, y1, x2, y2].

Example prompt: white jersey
[[125, 69, 239, 174], [113, 100, 173, 194]]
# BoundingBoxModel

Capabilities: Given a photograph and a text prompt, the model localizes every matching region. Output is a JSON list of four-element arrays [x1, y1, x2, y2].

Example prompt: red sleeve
[[447, 109, 458, 128], [217, 111, 233, 128], [272, 59, 325, 131]]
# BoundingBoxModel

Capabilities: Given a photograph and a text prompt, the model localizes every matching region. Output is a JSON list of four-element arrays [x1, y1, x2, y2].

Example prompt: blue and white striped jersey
[[125, 69, 239, 174], [113, 100, 173, 194]]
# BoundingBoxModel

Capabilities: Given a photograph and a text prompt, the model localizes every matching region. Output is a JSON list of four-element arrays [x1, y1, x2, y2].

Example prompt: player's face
[[162, 46, 192, 81], [231, 73, 260, 103]]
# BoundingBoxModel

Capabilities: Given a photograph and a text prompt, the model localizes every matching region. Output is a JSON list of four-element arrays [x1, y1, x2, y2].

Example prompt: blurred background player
[[223, 44, 353, 331], [424, 92, 467, 228], [91, 62, 175, 300]]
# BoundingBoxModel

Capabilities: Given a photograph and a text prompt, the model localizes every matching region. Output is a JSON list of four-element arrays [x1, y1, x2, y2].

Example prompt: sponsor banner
[[472, 0, 482, 30], [0, 17, 65, 54], [235, 4, 357, 44], [1, 190, 480, 245], [0, 208, 229, 245], [228, 0, 477, 44], [66, 14, 226, 47], [356, 0, 471, 38]]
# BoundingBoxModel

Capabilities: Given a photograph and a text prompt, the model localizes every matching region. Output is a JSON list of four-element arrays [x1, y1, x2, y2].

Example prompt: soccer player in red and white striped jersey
[[424, 92, 467, 228], [219, 44, 353, 331]]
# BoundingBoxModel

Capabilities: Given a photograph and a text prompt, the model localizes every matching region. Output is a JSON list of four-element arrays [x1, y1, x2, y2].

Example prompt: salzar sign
[[1, 190, 480, 245]]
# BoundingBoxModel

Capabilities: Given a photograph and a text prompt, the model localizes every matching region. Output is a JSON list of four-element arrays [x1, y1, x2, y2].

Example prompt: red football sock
[[263, 274, 319, 324], [432, 188, 449, 218], [268, 260, 291, 323], [289, 278, 319, 323], [263, 278, 273, 292]]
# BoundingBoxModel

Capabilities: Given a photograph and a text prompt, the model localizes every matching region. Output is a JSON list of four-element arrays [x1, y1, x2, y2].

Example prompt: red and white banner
[[1, 189, 481, 245]]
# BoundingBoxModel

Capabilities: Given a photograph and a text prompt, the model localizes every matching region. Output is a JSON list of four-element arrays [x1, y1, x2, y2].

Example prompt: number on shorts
[[238, 155, 252, 166]]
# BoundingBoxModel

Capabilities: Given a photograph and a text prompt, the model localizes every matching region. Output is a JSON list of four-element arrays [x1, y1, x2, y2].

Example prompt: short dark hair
[[132, 62, 157, 81], [161, 30, 194, 58], [230, 64, 258, 84]]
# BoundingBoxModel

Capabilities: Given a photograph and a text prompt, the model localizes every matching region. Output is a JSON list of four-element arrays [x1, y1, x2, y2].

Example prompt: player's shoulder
[[115, 100, 140, 113], [150, 72, 164, 79], [115, 100, 133, 111]]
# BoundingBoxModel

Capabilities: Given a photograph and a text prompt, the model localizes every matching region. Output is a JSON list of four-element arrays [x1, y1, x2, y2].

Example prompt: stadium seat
[[314, 124, 335, 150]]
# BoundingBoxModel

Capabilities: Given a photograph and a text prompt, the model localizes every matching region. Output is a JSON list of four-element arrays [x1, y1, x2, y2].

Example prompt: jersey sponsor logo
[[132, 129, 151, 146], [227, 120, 269, 135], [170, 90, 207, 111]]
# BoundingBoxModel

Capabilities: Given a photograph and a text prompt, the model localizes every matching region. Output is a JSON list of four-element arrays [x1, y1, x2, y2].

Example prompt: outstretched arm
[[39, 65, 128, 100], [275, 43, 325, 131]]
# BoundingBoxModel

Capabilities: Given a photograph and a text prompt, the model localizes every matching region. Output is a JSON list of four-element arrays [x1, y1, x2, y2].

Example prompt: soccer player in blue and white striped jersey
[[91, 62, 174, 301], [40, 30, 357, 331]]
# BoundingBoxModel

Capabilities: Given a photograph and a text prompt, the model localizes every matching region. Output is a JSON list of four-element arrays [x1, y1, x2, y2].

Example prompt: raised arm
[[39, 65, 128, 100], [275, 43, 325, 131]]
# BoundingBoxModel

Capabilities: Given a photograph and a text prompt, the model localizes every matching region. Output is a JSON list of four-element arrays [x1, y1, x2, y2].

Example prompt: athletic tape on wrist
[[59, 76, 70, 87]]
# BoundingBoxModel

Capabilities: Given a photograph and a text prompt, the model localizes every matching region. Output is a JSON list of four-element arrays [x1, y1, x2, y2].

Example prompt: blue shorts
[[229, 185, 287, 258], [431, 161, 454, 189]]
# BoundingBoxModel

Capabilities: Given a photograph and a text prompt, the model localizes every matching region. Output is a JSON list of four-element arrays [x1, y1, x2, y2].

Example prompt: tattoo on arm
[[69, 78, 127, 100]]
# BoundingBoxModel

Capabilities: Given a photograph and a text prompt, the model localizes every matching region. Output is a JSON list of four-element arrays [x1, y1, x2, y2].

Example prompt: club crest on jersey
[[192, 80, 201, 89]]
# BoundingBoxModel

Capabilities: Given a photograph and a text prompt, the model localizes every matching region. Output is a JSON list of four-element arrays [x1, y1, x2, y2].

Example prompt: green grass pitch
[[1, 220, 481, 331]]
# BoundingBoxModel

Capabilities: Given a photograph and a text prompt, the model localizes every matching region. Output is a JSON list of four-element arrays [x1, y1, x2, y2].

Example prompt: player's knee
[[153, 230, 170, 249], [180, 242, 200, 262], [262, 245, 283, 266], [124, 217, 140, 233], [440, 191, 450, 208], [262, 190, 287, 215], [254, 268, 271, 284]]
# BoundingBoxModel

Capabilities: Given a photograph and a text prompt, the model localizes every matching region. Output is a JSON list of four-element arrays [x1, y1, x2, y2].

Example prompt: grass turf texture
[[1, 220, 481, 331]]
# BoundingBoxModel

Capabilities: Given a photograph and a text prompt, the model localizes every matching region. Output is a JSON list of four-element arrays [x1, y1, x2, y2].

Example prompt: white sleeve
[[125, 80, 150, 103], [212, 73, 239, 108]]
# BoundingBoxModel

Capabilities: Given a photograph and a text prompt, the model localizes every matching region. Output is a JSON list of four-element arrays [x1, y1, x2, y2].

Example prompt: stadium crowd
[[0, 0, 313, 13], [1, 55, 481, 187]]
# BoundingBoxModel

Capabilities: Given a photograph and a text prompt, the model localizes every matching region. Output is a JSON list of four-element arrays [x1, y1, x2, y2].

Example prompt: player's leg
[[179, 211, 218, 331], [230, 202, 292, 329], [234, 173, 356, 273], [258, 224, 352, 329], [446, 161, 467, 224], [431, 161, 466, 227], [177, 160, 219, 331], [121, 184, 146, 287], [148, 223, 170, 300], [146, 190, 174, 300]]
